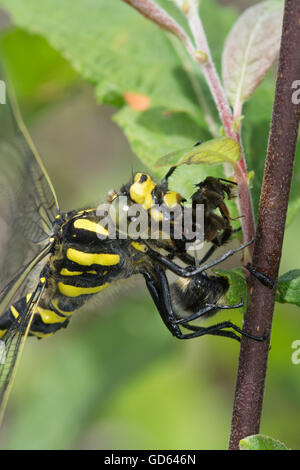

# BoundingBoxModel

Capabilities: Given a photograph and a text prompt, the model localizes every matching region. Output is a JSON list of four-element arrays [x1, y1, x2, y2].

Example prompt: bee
[[0, 80, 263, 422], [190, 175, 239, 264], [169, 274, 243, 341]]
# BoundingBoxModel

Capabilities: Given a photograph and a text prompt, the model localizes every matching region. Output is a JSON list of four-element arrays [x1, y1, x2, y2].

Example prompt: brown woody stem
[[229, 0, 300, 450]]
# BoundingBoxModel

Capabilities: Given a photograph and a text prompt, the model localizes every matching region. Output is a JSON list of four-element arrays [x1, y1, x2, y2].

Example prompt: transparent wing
[[0, 69, 59, 421], [0, 278, 46, 423], [0, 68, 59, 300], [0, 244, 51, 317]]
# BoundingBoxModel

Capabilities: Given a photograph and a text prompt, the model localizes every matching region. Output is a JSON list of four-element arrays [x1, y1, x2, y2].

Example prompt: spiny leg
[[198, 227, 242, 266], [151, 265, 264, 342], [174, 298, 244, 325], [176, 319, 264, 342], [246, 263, 275, 289], [142, 239, 254, 278], [143, 269, 240, 341], [143, 270, 182, 338], [182, 323, 241, 342], [160, 165, 177, 189]]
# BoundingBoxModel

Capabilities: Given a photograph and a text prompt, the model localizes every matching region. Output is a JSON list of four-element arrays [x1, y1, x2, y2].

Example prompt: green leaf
[[155, 137, 241, 168], [212, 268, 248, 316], [276, 270, 300, 307], [0, 0, 239, 199], [0, 28, 78, 107], [240, 434, 289, 450], [114, 105, 218, 200], [0, 0, 202, 116], [222, 0, 283, 113]]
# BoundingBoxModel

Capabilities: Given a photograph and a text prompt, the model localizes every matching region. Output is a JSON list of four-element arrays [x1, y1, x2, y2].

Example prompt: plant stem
[[184, 1, 235, 139], [123, 0, 255, 246], [168, 35, 220, 138], [123, 0, 256, 245], [182, 1, 255, 246], [122, 0, 196, 58], [229, 0, 300, 450]]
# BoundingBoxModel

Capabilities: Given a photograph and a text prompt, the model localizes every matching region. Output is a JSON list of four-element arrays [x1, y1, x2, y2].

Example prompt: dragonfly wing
[[0, 67, 59, 420], [0, 278, 46, 423], [0, 67, 58, 300]]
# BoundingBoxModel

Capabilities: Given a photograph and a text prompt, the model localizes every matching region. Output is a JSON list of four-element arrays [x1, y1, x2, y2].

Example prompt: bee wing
[[0, 277, 47, 424]]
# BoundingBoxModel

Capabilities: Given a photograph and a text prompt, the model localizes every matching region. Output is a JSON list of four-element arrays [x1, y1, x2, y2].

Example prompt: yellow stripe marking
[[73, 219, 109, 236], [150, 207, 163, 222], [163, 191, 183, 207], [67, 248, 120, 266], [10, 305, 20, 319], [32, 332, 53, 339], [0, 329, 7, 339], [60, 268, 83, 276], [60, 268, 97, 276], [36, 306, 66, 324], [131, 241, 148, 253], [51, 298, 73, 316], [58, 282, 108, 297]]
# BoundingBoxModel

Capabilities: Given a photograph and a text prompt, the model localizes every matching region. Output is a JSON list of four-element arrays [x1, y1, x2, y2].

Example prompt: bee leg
[[142, 239, 254, 278], [206, 301, 244, 309], [174, 298, 244, 325], [246, 263, 275, 289]]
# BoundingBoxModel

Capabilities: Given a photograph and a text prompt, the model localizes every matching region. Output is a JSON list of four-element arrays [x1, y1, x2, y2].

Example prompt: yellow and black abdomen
[[0, 293, 71, 339], [40, 213, 128, 337], [0, 212, 128, 339]]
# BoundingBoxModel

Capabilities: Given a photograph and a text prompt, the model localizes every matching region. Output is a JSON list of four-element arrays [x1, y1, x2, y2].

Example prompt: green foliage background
[[0, 0, 299, 450]]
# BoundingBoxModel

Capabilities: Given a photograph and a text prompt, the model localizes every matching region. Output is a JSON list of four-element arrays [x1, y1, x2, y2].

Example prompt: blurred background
[[0, 0, 300, 450]]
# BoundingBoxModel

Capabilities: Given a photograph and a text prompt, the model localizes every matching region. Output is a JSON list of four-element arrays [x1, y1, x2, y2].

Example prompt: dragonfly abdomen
[[0, 293, 69, 339]]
